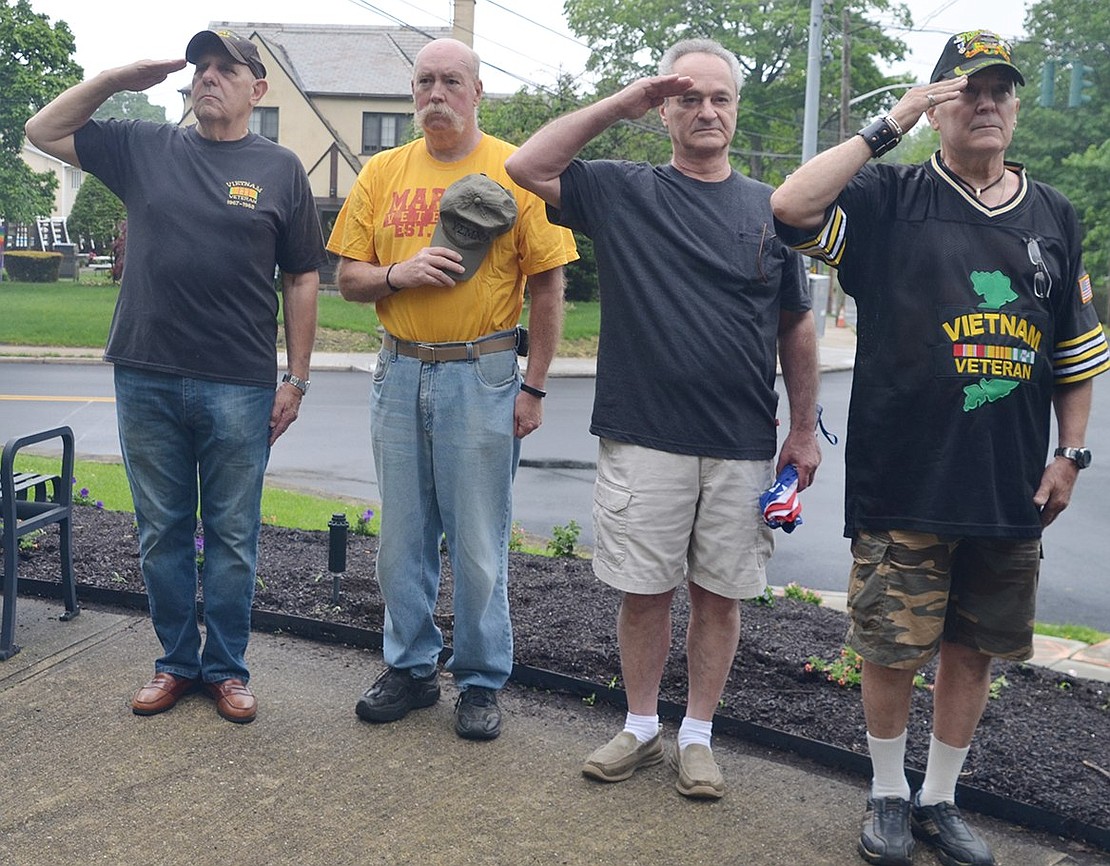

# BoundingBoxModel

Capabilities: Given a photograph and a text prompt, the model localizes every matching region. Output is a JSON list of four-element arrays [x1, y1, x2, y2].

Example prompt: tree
[[0, 0, 82, 222], [67, 175, 125, 254], [1009, 0, 1110, 287], [1061, 141, 1110, 311], [93, 91, 168, 123], [563, 0, 912, 182]]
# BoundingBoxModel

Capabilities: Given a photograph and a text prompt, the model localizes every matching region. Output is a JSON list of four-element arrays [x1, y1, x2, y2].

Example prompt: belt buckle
[[415, 343, 438, 363]]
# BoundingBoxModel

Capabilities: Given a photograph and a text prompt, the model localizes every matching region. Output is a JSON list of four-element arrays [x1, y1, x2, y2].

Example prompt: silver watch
[[281, 373, 310, 395]]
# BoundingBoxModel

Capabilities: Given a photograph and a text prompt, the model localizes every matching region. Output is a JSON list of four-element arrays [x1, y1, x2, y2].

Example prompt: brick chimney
[[452, 0, 476, 47]]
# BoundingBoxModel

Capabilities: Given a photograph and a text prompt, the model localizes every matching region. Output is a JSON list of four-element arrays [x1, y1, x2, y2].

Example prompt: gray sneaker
[[668, 743, 725, 799], [582, 730, 664, 782], [454, 687, 502, 740], [911, 794, 996, 866], [858, 796, 914, 866], [355, 667, 440, 723]]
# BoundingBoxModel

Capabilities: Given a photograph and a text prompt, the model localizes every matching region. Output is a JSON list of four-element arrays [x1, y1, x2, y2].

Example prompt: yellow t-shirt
[[327, 133, 577, 343]]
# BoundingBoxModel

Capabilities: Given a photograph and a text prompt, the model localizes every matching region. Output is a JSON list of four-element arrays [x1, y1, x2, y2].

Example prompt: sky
[[29, 0, 1030, 120]]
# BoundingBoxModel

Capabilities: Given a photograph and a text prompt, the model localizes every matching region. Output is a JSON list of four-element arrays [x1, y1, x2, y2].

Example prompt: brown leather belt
[[382, 331, 517, 363]]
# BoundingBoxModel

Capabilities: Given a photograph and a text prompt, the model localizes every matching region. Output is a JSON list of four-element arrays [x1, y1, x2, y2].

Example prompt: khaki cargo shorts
[[591, 438, 774, 600], [846, 529, 1040, 670]]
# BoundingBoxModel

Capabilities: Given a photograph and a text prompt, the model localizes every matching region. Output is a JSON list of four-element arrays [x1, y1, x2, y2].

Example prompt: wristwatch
[[1053, 446, 1092, 469], [282, 373, 310, 395]]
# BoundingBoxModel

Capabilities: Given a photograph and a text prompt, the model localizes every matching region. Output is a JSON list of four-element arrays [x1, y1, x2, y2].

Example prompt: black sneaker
[[911, 794, 996, 866], [355, 667, 440, 723], [858, 796, 914, 866], [454, 687, 501, 740]]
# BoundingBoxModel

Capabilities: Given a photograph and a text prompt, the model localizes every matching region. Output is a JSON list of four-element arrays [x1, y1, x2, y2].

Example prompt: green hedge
[[4, 251, 62, 283]]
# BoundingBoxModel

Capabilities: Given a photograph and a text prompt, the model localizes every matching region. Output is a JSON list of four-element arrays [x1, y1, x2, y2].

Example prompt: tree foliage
[[67, 175, 125, 253], [1009, 0, 1110, 282], [93, 91, 168, 124], [562, 0, 912, 182], [0, 0, 82, 222]]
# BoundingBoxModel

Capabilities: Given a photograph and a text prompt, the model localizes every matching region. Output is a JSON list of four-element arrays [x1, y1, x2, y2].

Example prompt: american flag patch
[[1079, 273, 1093, 304]]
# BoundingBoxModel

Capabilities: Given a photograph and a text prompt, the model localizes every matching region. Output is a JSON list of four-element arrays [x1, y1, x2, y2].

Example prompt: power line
[[346, 0, 588, 91], [480, 0, 593, 51]]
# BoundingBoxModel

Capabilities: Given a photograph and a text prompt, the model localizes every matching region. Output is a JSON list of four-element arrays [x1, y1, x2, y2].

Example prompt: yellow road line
[[0, 395, 115, 403]]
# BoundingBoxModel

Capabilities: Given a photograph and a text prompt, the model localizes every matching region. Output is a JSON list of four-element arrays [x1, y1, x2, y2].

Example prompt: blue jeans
[[114, 365, 272, 683], [371, 340, 520, 690]]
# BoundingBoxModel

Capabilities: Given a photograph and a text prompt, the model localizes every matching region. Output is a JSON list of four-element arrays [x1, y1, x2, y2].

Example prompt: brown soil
[[13, 506, 1109, 836]]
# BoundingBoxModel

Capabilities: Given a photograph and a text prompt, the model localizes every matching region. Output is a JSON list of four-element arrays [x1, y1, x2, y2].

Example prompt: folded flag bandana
[[761, 464, 803, 533]]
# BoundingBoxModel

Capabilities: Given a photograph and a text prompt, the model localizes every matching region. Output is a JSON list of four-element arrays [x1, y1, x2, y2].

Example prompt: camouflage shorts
[[845, 529, 1040, 670]]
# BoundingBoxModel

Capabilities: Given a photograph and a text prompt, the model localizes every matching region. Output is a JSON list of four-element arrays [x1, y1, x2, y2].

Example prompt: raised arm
[[770, 77, 967, 231], [504, 73, 694, 207], [25, 59, 187, 166]]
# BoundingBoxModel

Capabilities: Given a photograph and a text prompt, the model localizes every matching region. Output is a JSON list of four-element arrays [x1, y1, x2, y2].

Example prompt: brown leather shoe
[[132, 672, 198, 716], [204, 678, 257, 724]]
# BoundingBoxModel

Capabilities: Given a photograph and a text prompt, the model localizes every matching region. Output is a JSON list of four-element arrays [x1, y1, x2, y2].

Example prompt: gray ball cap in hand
[[431, 173, 518, 282]]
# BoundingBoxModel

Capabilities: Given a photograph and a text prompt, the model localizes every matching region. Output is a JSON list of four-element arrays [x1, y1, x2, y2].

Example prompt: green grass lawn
[[14, 453, 380, 534], [0, 279, 601, 354]]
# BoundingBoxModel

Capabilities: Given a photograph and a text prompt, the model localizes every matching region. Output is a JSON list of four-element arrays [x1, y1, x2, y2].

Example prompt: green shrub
[[546, 519, 581, 557], [4, 251, 62, 282]]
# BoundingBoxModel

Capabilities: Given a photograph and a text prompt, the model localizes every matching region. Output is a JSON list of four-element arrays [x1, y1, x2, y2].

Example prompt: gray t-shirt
[[553, 160, 809, 460], [75, 120, 326, 387]]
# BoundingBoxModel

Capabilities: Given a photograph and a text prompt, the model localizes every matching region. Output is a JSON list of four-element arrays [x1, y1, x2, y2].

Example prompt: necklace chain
[[950, 164, 1007, 200]]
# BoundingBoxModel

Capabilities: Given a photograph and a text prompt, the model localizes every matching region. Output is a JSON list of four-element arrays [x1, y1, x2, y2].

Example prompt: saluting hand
[[105, 58, 189, 93], [612, 73, 695, 120]]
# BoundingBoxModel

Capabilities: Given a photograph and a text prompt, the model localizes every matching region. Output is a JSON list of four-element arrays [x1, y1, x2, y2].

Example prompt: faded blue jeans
[[114, 365, 272, 683], [371, 338, 520, 691]]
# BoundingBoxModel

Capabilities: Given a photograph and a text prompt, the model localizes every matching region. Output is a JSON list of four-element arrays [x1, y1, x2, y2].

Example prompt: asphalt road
[[2, 361, 1107, 630]]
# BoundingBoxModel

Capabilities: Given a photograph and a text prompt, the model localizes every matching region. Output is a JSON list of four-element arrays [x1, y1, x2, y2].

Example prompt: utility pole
[[801, 0, 824, 163], [839, 6, 851, 143]]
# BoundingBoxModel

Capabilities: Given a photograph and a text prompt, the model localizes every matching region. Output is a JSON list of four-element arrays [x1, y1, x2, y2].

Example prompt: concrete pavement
[[0, 316, 861, 376], [1, 594, 1105, 866]]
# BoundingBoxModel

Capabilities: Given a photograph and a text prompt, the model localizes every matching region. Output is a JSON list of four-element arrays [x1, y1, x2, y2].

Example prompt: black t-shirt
[[776, 155, 1110, 538], [553, 160, 809, 460], [75, 120, 326, 387]]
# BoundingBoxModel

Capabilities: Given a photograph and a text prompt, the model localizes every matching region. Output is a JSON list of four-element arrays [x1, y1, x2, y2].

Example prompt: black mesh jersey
[[776, 154, 1109, 538]]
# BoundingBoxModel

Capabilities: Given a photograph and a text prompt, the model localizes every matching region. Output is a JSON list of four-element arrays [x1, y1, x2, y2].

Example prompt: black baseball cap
[[930, 30, 1024, 86], [186, 29, 267, 79]]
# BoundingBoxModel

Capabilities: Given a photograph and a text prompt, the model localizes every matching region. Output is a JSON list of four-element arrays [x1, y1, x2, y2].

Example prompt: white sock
[[623, 712, 659, 744], [867, 730, 911, 800], [677, 716, 713, 751], [918, 734, 970, 806]]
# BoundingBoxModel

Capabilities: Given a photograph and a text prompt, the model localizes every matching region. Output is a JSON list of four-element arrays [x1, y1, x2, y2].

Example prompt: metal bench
[[1, 427, 81, 659]]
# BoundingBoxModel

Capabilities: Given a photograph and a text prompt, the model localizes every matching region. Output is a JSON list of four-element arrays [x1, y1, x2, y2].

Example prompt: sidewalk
[[1, 595, 1102, 866], [0, 318, 861, 375]]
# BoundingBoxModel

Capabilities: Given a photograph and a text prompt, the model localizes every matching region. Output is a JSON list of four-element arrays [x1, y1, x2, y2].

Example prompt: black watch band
[[520, 383, 547, 399], [1054, 446, 1091, 469]]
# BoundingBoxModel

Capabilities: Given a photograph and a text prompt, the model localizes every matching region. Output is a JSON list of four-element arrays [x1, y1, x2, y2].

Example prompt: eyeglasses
[[1026, 237, 1052, 299]]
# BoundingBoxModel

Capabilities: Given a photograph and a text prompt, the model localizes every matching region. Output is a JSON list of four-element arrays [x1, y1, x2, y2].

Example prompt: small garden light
[[327, 513, 348, 604]]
